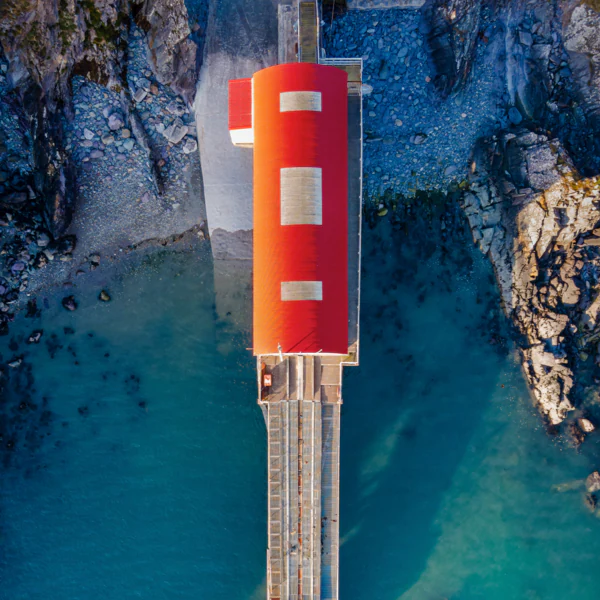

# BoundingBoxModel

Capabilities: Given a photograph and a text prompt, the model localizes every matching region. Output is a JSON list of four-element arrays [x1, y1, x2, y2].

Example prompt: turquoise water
[[2, 216, 600, 599]]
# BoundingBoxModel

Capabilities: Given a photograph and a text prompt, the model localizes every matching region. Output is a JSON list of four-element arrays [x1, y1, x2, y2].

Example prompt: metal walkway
[[261, 356, 343, 600]]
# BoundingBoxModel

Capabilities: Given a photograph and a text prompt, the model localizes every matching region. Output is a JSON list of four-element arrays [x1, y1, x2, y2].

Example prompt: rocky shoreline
[[327, 2, 600, 435], [0, 0, 208, 331]]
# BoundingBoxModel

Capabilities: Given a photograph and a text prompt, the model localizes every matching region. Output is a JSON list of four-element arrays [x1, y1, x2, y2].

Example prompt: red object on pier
[[251, 63, 348, 355]]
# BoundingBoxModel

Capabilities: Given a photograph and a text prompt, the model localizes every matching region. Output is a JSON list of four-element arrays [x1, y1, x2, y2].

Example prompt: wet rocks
[[99, 290, 111, 302], [586, 471, 600, 493], [27, 330, 43, 344], [61, 295, 78, 311], [508, 107, 523, 125]]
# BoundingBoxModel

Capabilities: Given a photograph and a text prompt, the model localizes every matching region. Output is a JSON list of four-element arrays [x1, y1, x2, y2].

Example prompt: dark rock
[[32, 94, 76, 238], [27, 330, 43, 344], [508, 107, 523, 125], [1, 192, 28, 206], [25, 299, 41, 318], [423, 0, 482, 97], [584, 493, 598, 512], [56, 234, 76, 254], [61, 295, 78, 311]]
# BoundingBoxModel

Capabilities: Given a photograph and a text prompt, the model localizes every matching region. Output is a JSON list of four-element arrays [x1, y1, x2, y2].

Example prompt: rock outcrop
[[465, 130, 600, 427], [135, 0, 198, 106], [561, 2, 600, 174], [503, 0, 557, 122], [423, 0, 483, 97]]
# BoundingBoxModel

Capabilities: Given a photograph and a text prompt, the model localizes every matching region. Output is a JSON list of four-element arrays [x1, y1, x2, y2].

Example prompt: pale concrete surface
[[195, 0, 278, 260]]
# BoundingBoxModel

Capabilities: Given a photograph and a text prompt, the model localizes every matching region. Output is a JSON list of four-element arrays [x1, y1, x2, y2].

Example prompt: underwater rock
[[61, 295, 78, 311], [99, 290, 111, 302], [27, 330, 43, 344], [586, 471, 600, 493]]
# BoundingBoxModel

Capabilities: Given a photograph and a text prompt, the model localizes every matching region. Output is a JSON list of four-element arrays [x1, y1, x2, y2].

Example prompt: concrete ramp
[[195, 0, 278, 341], [195, 0, 278, 260]]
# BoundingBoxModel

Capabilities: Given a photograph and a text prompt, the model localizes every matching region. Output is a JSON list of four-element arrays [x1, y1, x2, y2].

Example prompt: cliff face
[[0, 0, 201, 235], [0, 0, 197, 105]]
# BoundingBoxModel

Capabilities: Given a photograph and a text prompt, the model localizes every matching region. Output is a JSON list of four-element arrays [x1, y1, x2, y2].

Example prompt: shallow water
[[2, 217, 600, 599]]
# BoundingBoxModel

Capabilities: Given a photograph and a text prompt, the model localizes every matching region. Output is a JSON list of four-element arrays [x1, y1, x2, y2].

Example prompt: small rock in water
[[8, 357, 22, 368], [579, 418, 595, 433], [27, 330, 43, 344], [62, 295, 78, 311], [586, 471, 600, 493], [83, 128, 95, 140], [444, 165, 457, 176], [412, 133, 427, 145], [99, 290, 111, 302]]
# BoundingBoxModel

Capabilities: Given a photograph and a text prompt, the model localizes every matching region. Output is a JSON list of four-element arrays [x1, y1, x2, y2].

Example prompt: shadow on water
[[340, 206, 510, 598]]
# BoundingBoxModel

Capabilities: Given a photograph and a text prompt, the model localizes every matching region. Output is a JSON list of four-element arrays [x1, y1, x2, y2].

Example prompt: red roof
[[252, 63, 348, 355], [228, 78, 252, 131]]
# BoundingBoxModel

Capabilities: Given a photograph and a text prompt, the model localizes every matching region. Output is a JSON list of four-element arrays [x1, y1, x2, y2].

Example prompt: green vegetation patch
[[58, 0, 77, 49], [80, 0, 126, 48]]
